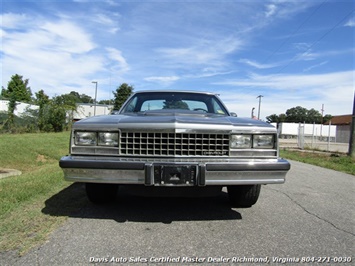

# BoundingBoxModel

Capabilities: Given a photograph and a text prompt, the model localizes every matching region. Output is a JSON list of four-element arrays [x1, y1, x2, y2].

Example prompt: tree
[[67, 91, 93, 103], [285, 106, 308, 123], [285, 106, 325, 123], [34, 90, 50, 131], [113, 83, 134, 110], [1, 74, 32, 102], [279, 113, 287, 123], [98, 100, 111, 105], [78, 93, 93, 103], [40, 101, 67, 132], [266, 114, 278, 123], [323, 114, 333, 124], [306, 108, 322, 123], [163, 100, 189, 110], [267, 107, 331, 124], [266, 113, 286, 123], [1, 74, 32, 130]]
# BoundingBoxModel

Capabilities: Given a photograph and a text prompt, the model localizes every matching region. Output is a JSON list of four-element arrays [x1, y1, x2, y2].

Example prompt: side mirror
[[230, 112, 237, 117]]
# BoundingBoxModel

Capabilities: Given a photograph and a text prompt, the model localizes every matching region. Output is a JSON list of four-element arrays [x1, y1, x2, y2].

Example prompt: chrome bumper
[[59, 156, 290, 186]]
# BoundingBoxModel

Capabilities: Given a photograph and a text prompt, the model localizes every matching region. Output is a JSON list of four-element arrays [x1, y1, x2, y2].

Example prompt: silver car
[[59, 91, 290, 207]]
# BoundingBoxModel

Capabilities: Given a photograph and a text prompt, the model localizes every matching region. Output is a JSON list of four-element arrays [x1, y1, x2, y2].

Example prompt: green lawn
[[0, 132, 80, 254], [280, 149, 355, 175]]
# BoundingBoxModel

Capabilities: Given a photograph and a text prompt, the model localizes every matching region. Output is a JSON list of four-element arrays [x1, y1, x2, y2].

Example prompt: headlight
[[253, 135, 274, 149], [98, 132, 119, 146], [75, 132, 97, 146], [230, 135, 251, 149]]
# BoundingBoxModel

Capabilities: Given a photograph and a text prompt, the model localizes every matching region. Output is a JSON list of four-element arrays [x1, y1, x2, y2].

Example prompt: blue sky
[[1, 0, 354, 119]]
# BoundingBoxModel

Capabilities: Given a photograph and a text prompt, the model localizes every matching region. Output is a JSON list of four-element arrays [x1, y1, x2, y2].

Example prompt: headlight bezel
[[230, 134, 275, 149], [230, 134, 252, 149], [253, 134, 275, 149], [98, 132, 119, 146], [74, 131, 119, 147], [74, 131, 97, 146]]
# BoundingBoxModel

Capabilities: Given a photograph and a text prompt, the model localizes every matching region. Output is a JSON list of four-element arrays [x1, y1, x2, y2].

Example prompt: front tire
[[227, 185, 261, 208], [85, 183, 118, 204]]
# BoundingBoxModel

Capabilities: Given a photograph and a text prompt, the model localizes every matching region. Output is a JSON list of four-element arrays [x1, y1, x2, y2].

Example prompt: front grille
[[120, 132, 230, 156]]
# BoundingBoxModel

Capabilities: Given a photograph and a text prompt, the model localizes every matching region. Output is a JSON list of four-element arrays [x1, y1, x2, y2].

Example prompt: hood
[[74, 111, 274, 131]]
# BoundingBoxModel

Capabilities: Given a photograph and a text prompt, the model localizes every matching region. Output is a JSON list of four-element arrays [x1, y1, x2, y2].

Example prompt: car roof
[[132, 90, 217, 96]]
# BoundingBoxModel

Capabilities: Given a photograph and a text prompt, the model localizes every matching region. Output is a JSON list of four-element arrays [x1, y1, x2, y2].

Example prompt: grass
[[0, 132, 85, 255], [280, 149, 355, 175]]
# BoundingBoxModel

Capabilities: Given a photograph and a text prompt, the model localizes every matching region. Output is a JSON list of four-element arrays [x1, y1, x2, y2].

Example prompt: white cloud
[[92, 13, 120, 34], [40, 21, 95, 53], [303, 61, 328, 72], [218, 71, 353, 90], [215, 70, 354, 117], [296, 50, 318, 61], [105, 47, 129, 72], [239, 58, 280, 69], [1, 17, 105, 97], [144, 76, 180, 85], [344, 17, 355, 27], [0, 13, 30, 28], [265, 4, 277, 18], [157, 36, 243, 67]]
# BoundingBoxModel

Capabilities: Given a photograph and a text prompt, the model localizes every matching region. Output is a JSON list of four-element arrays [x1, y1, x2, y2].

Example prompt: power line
[[262, 0, 328, 65], [276, 8, 355, 74], [257, 95, 263, 119]]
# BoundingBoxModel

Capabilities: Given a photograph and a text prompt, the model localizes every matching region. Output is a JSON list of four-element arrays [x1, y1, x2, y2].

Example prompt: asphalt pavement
[[2, 160, 354, 265]]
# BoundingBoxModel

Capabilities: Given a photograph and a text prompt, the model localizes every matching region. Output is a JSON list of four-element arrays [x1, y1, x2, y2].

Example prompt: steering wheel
[[193, 108, 208, 113]]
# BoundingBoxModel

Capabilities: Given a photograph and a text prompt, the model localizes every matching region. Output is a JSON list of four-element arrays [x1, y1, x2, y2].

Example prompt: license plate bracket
[[154, 165, 197, 186]]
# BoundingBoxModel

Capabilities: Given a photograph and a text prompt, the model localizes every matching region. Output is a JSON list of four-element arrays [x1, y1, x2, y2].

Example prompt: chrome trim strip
[[60, 157, 289, 185]]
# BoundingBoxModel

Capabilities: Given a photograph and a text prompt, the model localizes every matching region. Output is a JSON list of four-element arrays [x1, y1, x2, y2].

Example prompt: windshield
[[120, 92, 229, 115]]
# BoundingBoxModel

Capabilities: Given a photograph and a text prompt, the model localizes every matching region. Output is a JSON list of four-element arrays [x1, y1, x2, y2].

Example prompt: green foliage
[[40, 102, 67, 132], [1, 74, 33, 131], [0, 112, 38, 133], [3, 96, 17, 131], [267, 106, 332, 124], [163, 100, 189, 110], [34, 90, 50, 131], [1, 74, 32, 103], [266, 113, 286, 123], [113, 83, 134, 110], [323, 114, 333, 124], [98, 99, 111, 105], [0, 74, 133, 133], [34, 90, 50, 108], [59, 91, 93, 105]]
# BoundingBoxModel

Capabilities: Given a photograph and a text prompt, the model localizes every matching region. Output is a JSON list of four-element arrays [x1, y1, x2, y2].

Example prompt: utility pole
[[256, 95, 263, 120], [92, 81, 98, 116], [320, 104, 324, 140], [349, 92, 355, 158]]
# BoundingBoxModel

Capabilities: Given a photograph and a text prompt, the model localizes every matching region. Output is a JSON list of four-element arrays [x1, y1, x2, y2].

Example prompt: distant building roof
[[327, 115, 352, 125]]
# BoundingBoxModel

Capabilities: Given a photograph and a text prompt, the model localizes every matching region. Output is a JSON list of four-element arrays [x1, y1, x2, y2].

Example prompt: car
[[59, 90, 290, 207]]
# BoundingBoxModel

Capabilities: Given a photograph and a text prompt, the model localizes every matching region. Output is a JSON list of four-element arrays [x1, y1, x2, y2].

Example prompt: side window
[[212, 98, 226, 115], [122, 97, 137, 112]]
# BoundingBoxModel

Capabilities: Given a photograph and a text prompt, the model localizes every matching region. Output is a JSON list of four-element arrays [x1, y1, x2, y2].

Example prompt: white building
[[272, 122, 337, 140], [0, 100, 39, 116], [0, 100, 113, 121], [73, 103, 114, 121]]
